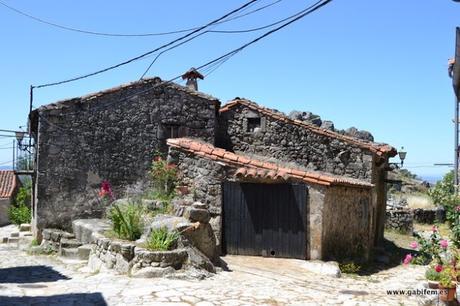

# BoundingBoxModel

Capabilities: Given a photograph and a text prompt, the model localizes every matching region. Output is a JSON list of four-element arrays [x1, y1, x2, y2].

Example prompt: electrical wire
[[195, 0, 332, 76], [33, 0, 259, 89], [141, 0, 328, 78], [0, 0, 282, 37], [35, 0, 333, 125]]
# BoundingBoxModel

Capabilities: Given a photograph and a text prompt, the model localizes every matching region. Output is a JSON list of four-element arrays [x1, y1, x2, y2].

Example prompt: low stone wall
[[412, 207, 446, 224], [88, 233, 212, 278], [385, 210, 413, 234], [41, 228, 75, 252]]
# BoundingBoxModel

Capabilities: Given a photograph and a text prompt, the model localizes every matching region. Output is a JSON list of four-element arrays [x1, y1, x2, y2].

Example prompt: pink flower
[[409, 241, 418, 249], [154, 156, 162, 162], [440, 239, 449, 249], [403, 254, 413, 265], [456, 206, 460, 212], [432, 225, 438, 233], [435, 265, 443, 273]]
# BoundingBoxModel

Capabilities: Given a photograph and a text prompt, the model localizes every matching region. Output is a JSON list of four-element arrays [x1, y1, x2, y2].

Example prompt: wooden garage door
[[223, 182, 307, 259]]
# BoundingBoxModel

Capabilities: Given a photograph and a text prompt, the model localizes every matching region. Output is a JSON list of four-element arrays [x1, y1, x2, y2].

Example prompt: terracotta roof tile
[[167, 138, 373, 188], [0, 171, 17, 199], [220, 99, 397, 157]]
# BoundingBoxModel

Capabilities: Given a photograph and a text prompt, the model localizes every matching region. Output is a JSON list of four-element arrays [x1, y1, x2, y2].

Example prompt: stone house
[[29, 77, 220, 236], [0, 170, 19, 226], [217, 99, 397, 248], [29, 76, 395, 261]]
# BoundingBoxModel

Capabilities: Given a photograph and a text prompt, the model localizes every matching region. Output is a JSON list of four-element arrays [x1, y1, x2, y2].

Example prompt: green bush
[[146, 227, 179, 251], [425, 267, 441, 281], [108, 201, 143, 241], [8, 203, 31, 225], [8, 179, 32, 225], [339, 262, 361, 274], [428, 171, 455, 207]]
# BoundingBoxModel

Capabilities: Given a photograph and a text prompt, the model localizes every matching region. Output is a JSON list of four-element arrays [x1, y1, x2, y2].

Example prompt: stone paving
[[0, 225, 439, 306]]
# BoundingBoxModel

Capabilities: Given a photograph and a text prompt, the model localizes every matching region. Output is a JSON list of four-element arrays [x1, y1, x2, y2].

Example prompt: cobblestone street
[[0, 225, 435, 306]]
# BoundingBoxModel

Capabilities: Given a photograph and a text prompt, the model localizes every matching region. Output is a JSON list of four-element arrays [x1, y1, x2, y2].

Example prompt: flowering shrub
[[406, 226, 444, 265], [150, 156, 177, 197]]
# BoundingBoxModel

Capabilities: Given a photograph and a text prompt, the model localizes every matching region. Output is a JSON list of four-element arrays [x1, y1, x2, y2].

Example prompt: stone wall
[[385, 210, 413, 234], [169, 146, 374, 261], [412, 208, 446, 224], [168, 148, 225, 247], [322, 186, 373, 261], [0, 198, 11, 226], [32, 78, 219, 232], [218, 104, 375, 181]]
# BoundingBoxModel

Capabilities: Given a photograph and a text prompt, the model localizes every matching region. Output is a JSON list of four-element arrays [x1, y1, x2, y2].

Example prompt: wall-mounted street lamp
[[398, 146, 407, 167], [15, 131, 25, 148]]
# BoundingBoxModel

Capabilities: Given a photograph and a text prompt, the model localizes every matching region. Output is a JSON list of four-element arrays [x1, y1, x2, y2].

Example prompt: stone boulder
[[288, 110, 322, 126], [72, 219, 111, 244]]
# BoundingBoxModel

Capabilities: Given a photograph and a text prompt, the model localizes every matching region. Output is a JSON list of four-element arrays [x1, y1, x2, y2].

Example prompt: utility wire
[[35, 0, 333, 124], [141, 0, 329, 78], [195, 0, 332, 75], [33, 0, 259, 89], [0, 0, 281, 37]]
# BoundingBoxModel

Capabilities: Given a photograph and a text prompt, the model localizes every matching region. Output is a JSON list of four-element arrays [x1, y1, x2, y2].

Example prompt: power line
[[195, 0, 333, 76], [35, 0, 333, 125], [140, 0, 328, 79], [33, 0, 259, 89], [0, 0, 282, 37]]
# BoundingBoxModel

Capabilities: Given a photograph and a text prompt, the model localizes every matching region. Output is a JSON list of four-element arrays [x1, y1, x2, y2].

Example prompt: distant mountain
[[0, 165, 12, 170]]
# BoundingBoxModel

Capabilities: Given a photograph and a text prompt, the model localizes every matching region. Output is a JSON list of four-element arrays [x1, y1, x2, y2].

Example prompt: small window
[[247, 117, 261, 132], [162, 124, 188, 139]]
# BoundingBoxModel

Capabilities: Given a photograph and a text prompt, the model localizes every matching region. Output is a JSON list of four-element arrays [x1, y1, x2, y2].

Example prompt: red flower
[[99, 180, 113, 201], [154, 156, 162, 162], [435, 265, 443, 273]]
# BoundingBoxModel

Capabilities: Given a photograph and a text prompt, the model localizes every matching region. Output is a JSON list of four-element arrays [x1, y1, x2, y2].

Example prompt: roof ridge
[[35, 77, 220, 112], [220, 99, 396, 157], [167, 137, 373, 188]]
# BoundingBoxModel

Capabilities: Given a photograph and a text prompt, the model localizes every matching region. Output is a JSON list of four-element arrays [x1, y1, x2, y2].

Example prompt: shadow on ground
[[357, 237, 412, 276], [0, 265, 70, 283], [0, 293, 107, 306]]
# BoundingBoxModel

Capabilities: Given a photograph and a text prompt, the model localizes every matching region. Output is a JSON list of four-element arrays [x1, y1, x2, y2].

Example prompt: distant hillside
[[387, 168, 430, 194], [0, 165, 12, 170]]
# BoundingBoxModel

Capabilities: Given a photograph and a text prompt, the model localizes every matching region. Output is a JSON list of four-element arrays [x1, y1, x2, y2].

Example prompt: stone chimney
[[181, 68, 204, 91]]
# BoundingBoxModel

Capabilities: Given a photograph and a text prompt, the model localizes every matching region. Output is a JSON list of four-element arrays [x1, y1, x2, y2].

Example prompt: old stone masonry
[[0, 225, 441, 306]]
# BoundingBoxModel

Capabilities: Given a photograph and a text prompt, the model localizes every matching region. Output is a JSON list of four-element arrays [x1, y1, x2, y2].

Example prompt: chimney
[[181, 67, 204, 91]]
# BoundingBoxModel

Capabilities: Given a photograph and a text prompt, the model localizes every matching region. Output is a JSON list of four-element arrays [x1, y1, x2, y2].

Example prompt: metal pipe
[[455, 96, 459, 191]]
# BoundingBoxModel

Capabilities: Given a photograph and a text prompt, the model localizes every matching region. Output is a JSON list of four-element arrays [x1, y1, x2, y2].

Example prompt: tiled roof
[[35, 77, 219, 112], [220, 99, 397, 157], [167, 138, 373, 188], [0, 171, 17, 199]]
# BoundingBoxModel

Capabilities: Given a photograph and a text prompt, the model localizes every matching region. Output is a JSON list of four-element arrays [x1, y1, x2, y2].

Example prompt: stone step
[[2, 237, 8, 243], [8, 237, 19, 243], [60, 248, 79, 259], [60, 238, 82, 249], [19, 224, 31, 232], [10, 232, 19, 238], [77, 245, 92, 260], [22, 232, 33, 237]]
